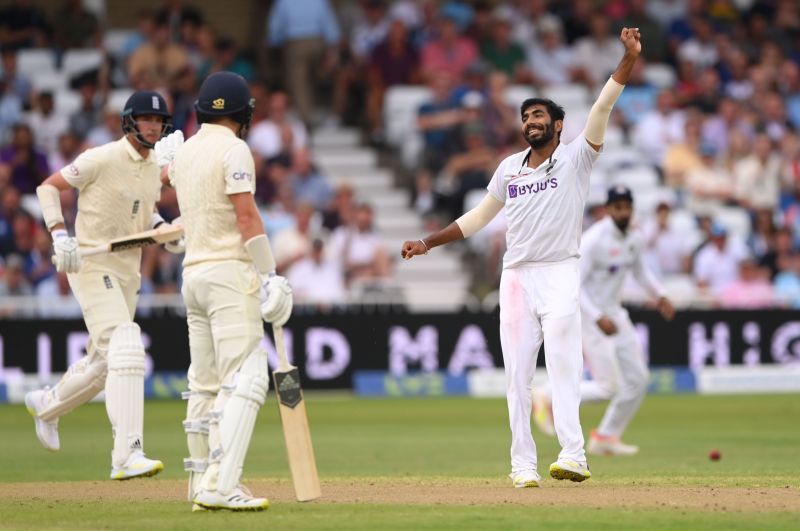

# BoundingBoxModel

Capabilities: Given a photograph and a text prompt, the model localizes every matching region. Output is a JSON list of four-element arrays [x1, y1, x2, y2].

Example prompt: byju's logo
[[508, 178, 558, 199]]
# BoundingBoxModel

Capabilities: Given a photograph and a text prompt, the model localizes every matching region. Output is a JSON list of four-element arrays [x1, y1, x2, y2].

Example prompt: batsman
[[25, 91, 183, 479], [160, 71, 292, 511]]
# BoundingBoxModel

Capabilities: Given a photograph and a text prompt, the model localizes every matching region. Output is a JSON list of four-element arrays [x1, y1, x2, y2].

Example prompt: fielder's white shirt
[[170, 123, 257, 270], [579, 217, 665, 321], [486, 135, 599, 268], [61, 137, 161, 277]]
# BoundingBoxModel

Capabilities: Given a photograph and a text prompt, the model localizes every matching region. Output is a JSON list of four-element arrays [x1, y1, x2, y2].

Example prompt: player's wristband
[[151, 212, 166, 229]]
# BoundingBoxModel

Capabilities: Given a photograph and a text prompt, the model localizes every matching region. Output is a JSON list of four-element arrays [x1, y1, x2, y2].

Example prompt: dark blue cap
[[607, 185, 633, 204]]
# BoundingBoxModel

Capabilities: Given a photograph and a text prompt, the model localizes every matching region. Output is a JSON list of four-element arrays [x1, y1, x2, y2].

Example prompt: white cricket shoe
[[193, 485, 269, 512], [110, 451, 164, 480], [25, 389, 60, 452], [549, 458, 591, 482], [532, 389, 555, 436], [509, 470, 541, 488], [587, 430, 640, 456]]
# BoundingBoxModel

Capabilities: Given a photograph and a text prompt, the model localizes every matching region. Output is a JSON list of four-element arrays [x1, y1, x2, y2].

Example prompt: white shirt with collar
[[486, 135, 599, 268], [579, 216, 665, 322]]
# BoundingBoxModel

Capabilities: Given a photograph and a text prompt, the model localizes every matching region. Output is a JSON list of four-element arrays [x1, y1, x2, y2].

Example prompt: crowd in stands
[[1, 0, 800, 315]]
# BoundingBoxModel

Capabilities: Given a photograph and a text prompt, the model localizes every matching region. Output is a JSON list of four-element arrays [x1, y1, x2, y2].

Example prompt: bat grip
[[50, 245, 108, 264], [272, 325, 293, 372]]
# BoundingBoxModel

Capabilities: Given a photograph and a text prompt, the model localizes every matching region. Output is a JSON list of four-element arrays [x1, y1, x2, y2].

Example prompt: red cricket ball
[[709, 449, 721, 461]]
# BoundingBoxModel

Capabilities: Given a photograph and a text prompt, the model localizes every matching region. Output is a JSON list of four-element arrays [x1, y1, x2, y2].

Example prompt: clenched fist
[[401, 239, 429, 260], [154, 130, 184, 168]]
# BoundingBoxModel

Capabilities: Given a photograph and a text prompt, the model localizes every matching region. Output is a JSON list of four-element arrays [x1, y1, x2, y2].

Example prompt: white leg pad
[[201, 348, 269, 495], [38, 340, 108, 423], [105, 323, 146, 468], [183, 390, 214, 501]]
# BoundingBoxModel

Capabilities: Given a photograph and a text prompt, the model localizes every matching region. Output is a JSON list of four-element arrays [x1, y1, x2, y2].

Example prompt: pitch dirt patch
[[0, 478, 797, 513]]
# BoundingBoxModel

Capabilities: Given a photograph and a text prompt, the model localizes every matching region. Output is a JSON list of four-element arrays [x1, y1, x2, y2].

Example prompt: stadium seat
[[103, 29, 136, 58], [16, 48, 56, 78], [62, 49, 104, 78], [608, 165, 660, 192], [30, 71, 68, 92], [108, 88, 134, 112], [54, 90, 82, 115], [504, 84, 535, 107], [540, 83, 589, 109], [716, 206, 752, 240], [383, 85, 432, 147], [643, 63, 677, 89]]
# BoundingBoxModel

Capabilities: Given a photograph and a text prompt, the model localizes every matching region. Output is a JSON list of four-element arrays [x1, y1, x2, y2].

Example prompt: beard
[[613, 217, 631, 232], [524, 122, 556, 149]]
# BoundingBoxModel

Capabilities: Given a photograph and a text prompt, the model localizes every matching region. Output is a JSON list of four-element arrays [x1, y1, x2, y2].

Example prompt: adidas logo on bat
[[279, 374, 299, 392]]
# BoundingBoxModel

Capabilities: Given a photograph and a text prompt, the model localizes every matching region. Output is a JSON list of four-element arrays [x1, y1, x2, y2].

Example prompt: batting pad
[[183, 390, 215, 501], [215, 348, 269, 495], [106, 323, 146, 468], [39, 344, 108, 422]]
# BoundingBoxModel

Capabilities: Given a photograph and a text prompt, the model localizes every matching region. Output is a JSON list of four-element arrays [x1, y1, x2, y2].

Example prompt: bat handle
[[272, 324, 292, 372]]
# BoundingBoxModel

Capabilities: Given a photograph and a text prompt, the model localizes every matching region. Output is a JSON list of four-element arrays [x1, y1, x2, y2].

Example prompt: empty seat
[[54, 90, 82, 115], [16, 48, 56, 77], [30, 71, 68, 92], [505, 84, 535, 107], [716, 206, 752, 241], [108, 88, 134, 112], [62, 49, 104, 77], [541, 83, 589, 109], [643, 63, 677, 89], [383, 85, 432, 147]]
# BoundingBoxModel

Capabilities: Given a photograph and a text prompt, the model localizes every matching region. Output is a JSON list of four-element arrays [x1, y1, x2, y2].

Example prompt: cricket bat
[[53, 224, 184, 262], [272, 325, 321, 502]]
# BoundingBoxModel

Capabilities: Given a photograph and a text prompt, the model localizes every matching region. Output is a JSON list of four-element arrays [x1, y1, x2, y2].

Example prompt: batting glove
[[260, 274, 293, 326], [52, 229, 81, 273], [154, 130, 184, 168], [163, 216, 185, 254]]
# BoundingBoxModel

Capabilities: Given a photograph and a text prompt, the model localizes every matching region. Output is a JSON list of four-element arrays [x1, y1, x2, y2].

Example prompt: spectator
[[156, 0, 204, 44], [68, 76, 105, 140], [718, 258, 776, 309], [289, 148, 333, 210], [267, 0, 341, 128], [617, 0, 667, 62], [0, 253, 33, 317], [560, 0, 593, 44], [774, 252, 800, 308], [248, 90, 308, 161], [48, 131, 81, 173], [685, 141, 734, 214], [410, 168, 436, 216], [420, 12, 478, 81], [662, 114, 703, 188], [483, 71, 517, 149], [121, 10, 156, 60], [701, 97, 753, 156], [127, 14, 190, 90], [321, 182, 356, 233], [0, 0, 49, 50], [526, 15, 575, 87], [366, 17, 420, 141], [0, 48, 33, 107], [0, 78, 24, 145], [748, 208, 777, 261], [676, 16, 719, 69], [35, 271, 81, 318], [26, 92, 68, 158], [480, 10, 528, 82], [641, 202, 691, 275], [286, 238, 346, 307], [0, 181, 21, 256], [52, 0, 100, 50], [721, 47, 754, 101], [0, 123, 49, 195], [329, 202, 391, 287], [86, 105, 122, 148], [613, 58, 659, 128], [760, 227, 795, 279], [734, 132, 781, 211], [416, 72, 462, 173], [271, 202, 317, 273], [198, 37, 254, 82], [693, 222, 749, 294], [571, 11, 624, 89]]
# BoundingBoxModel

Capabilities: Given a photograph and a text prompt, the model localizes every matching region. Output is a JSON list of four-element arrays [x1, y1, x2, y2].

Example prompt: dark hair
[[520, 98, 565, 122]]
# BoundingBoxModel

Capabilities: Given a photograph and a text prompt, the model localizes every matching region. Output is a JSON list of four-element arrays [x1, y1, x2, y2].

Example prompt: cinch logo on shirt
[[508, 178, 558, 199], [231, 171, 253, 181]]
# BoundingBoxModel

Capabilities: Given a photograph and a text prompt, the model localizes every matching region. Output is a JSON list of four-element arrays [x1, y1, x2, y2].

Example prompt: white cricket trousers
[[499, 259, 586, 474], [181, 261, 264, 394], [581, 309, 649, 438]]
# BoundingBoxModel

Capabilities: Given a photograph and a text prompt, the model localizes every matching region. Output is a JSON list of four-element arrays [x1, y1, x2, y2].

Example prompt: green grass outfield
[[0, 393, 798, 530]]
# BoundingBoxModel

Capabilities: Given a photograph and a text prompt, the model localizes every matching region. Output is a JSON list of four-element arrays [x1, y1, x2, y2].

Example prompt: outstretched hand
[[401, 240, 428, 260], [619, 27, 641, 56]]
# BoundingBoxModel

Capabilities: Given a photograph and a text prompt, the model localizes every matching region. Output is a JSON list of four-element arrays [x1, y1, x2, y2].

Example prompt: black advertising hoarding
[[1, 309, 799, 389]]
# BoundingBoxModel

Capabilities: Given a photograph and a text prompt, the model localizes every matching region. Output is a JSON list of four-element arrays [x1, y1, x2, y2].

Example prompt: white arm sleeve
[[455, 193, 504, 238], [36, 184, 65, 230], [579, 238, 604, 322], [582, 76, 625, 146], [245, 234, 277, 275]]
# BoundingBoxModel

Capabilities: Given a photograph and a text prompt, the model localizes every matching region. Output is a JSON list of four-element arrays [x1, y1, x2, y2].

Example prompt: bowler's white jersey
[[579, 217, 665, 321], [487, 135, 599, 267]]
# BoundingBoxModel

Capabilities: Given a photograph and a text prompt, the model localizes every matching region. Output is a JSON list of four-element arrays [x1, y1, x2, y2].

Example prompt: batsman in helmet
[[25, 91, 184, 480], [158, 71, 292, 511]]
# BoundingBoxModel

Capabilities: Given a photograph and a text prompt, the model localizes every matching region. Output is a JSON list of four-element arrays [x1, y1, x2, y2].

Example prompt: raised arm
[[583, 27, 642, 151], [401, 193, 503, 259]]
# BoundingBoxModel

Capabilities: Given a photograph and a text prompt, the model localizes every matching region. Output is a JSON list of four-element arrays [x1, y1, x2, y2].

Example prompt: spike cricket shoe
[[193, 485, 269, 512], [25, 389, 60, 452], [110, 451, 164, 480], [509, 470, 541, 488], [549, 458, 592, 482], [532, 389, 555, 436], [587, 430, 640, 456]]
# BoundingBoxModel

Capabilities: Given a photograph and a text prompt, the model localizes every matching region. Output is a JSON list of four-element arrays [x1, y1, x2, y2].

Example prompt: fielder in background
[[25, 91, 182, 480], [401, 28, 643, 488], [159, 71, 292, 512], [533, 186, 675, 456]]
